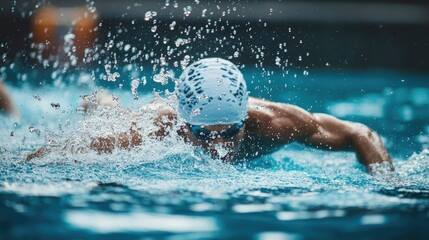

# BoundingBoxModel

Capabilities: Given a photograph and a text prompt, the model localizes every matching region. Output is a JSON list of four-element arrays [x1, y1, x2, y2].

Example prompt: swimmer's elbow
[[347, 122, 378, 143]]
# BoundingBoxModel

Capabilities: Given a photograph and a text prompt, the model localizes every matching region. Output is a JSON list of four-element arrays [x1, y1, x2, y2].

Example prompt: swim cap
[[177, 58, 249, 125]]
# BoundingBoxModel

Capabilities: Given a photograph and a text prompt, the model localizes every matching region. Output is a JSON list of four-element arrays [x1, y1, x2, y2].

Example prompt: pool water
[[1, 70, 429, 240]]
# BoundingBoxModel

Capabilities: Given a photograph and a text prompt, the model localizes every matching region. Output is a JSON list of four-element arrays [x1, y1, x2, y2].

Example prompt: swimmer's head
[[177, 58, 249, 126]]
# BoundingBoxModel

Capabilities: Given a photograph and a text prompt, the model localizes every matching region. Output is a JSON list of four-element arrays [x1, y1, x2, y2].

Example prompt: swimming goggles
[[187, 120, 244, 141]]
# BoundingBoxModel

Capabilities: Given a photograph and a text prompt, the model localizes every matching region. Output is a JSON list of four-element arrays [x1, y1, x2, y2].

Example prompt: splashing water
[[153, 68, 174, 85], [103, 64, 120, 82], [0, 83, 428, 239], [130, 78, 140, 99], [1, 1, 429, 239]]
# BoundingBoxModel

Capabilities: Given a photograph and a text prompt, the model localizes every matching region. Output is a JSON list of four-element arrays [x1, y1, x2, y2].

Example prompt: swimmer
[[27, 58, 394, 173], [0, 81, 19, 118]]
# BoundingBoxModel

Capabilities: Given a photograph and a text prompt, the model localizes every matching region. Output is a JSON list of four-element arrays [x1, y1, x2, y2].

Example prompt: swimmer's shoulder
[[248, 97, 313, 123], [246, 97, 315, 141]]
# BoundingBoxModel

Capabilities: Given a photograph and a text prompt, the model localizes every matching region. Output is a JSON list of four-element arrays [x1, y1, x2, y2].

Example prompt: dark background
[[0, 0, 428, 73]]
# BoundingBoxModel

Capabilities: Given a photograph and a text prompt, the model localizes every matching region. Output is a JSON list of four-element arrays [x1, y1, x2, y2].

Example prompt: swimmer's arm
[[89, 125, 143, 153], [260, 101, 394, 172], [295, 113, 393, 172], [26, 104, 175, 160], [85, 105, 176, 153], [85, 107, 175, 153], [26, 127, 142, 160]]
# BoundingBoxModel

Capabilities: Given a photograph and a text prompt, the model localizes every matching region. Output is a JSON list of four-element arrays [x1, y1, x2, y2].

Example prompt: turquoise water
[[1, 70, 429, 239]]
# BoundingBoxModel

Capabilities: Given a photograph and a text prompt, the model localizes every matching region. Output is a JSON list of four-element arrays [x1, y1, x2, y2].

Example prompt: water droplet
[[64, 33, 75, 43], [76, 107, 86, 114], [153, 68, 173, 85], [144, 11, 153, 21], [180, 55, 191, 69], [131, 79, 140, 100], [214, 143, 229, 158], [151, 26, 157, 32], [183, 6, 192, 16], [275, 56, 281, 66], [103, 64, 120, 81], [169, 21, 176, 30], [104, 64, 112, 73], [191, 108, 201, 116], [51, 103, 60, 109], [33, 95, 41, 101], [29, 125, 41, 136]]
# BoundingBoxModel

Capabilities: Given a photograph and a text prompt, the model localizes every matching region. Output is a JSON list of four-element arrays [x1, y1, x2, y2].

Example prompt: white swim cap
[[177, 58, 249, 125]]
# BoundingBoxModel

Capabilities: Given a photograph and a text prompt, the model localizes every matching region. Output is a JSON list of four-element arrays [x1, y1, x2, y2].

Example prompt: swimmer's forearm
[[26, 147, 47, 161], [90, 129, 142, 153], [300, 113, 394, 173], [349, 127, 394, 172], [26, 130, 142, 160]]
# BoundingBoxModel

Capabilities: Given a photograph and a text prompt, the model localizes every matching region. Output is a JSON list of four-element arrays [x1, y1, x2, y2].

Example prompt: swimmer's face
[[184, 122, 245, 161]]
